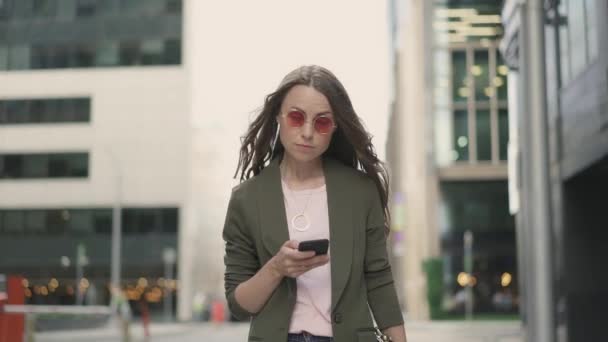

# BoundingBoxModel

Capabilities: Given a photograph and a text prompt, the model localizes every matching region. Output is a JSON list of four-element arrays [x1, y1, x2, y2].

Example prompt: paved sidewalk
[[37, 320, 523, 342]]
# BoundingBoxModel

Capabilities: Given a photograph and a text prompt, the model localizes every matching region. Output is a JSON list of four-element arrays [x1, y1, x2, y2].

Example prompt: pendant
[[292, 213, 310, 232]]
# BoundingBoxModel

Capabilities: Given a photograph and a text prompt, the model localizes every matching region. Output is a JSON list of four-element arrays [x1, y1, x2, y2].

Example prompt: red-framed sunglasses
[[282, 110, 337, 135]]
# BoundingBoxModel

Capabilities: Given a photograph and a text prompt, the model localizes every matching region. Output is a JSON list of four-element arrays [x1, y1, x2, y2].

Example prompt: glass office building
[[0, 0, 183, 317]]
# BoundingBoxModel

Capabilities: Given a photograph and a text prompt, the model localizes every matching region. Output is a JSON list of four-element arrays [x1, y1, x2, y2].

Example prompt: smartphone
[[298, 239, 329, 255]]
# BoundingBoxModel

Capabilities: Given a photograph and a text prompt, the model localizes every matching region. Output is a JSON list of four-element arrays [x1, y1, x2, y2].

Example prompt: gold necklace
[[280, 165, 315, 232]]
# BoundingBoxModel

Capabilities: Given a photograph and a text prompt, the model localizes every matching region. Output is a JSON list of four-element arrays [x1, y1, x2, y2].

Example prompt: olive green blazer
[[223, 156, 403, 342]]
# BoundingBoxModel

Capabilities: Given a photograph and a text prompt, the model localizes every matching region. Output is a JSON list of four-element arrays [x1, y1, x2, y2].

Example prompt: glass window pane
[[568, 0, 586, 77], [24, 210, 45, 234], [584, 0, 597, 61], [163, 39, 181, 65], [1, 155, 23, 178], [46, 209, 68, 234], [453, 110, 469, 161], [56, 0, 75, 20], [73, 98, 90, 122], [162, 208, 178, 233], [70, 210, 94, 235], [496, 55, 508, 100], [119, 41, 140, 66], [141, 39, 163, 65], [96, 41, 119, 66], [2, 211, 24, 234], [476, 110, 491, 161], [23, 154, 48, 177], [499, 109, 509, 161], [166, 0, 181, 14], [9, 45, 31, 70], [76, 0, 96, 17], [452, 50, 468, 103], [73, 43, 95, 67], [0, 46, 8, 70], [93, 210, 112, 234], [68, 153, 88, 176], [32, 0, 55, 17], [474, 50, 490, 100]]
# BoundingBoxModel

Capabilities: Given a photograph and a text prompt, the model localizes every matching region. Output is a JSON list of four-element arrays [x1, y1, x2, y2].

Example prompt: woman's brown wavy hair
[[234, 65, 390, 227]]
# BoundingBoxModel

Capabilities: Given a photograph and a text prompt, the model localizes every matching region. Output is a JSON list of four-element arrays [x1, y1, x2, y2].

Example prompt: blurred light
[[470, 276, 477, 286], [493, 77, 504, 87], [501, 272, 513, 287], [484, 87, 495, 97], [137, 277, 148, 288], [464, 14, 502, 24], [455, 26, 502, 36], [66, 285, 75, 296], [451, 150, 460, 161], [457, 136, 468, 148], [61, 210, 70, 221], [447, 34, 466, 43], [61, 256, 71, 268], [126, 288, 142, 301], [433, 20, 470, 31], [435, 8, 478, 18], [471, 65, 482, 76], [498, 65, 509, 76], [157, 277, 166, 287], [458, 87, 470, 98], [457, 272, 470, 287], [480, 38, 491, 47], [40, 286, 49, 296], [24, 289, 32, 298], [49, 278, 59, 290], [22, 279, 29, 288], [145, 287, 163, 303], [80, 278, 90, 289]]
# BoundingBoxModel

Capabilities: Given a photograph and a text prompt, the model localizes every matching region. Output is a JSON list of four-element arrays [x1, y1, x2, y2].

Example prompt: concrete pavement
[[37, 320, 523, 342]]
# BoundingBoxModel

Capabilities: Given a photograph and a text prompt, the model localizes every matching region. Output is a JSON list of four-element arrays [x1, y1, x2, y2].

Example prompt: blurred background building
[[0, 0, 186, 319], [501, 0, 607, 341], [387, 0, 517, 320]]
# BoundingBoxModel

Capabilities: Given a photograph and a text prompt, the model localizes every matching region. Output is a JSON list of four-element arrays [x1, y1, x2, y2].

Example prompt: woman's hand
[[269, 240, 330, 278]]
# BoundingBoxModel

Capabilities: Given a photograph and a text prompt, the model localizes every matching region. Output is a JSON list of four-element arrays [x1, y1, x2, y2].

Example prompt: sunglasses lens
[[286, 111, 305, 127], [315, 117, 334, 134]]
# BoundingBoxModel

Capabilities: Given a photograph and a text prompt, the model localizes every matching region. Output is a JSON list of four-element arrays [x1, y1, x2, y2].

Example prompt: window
[[442, 47, 509, 164], [0, 98, 90, 125], [76, 0, 96, 17], [0, 208, 177, 236], [122, 208, 179, 234], [559, 0, 599, 85], [0, 153, 89, 179]]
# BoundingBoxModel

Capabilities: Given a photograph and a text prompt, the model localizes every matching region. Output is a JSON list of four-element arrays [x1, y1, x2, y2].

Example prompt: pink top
[[281, 179, 333, 337]]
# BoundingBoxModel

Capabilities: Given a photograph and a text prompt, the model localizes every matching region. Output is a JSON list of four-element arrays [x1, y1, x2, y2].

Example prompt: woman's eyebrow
[[291, 106, 333, 117]]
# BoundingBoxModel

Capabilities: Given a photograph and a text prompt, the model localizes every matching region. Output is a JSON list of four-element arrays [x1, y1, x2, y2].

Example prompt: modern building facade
[[501, 0, 608, 341], [0, 0, 193, 319], [387, 0, 518, 320]]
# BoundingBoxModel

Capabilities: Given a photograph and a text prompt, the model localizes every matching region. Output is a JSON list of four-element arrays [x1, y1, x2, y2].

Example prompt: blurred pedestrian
[[223, 65, 407, 342]]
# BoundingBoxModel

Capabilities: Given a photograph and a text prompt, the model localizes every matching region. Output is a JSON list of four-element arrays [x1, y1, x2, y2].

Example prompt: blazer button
[[333, 312, 342, 324]]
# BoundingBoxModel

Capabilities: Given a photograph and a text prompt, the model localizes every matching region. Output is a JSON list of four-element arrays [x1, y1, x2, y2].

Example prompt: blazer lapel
[[257, 157, 290, 257], [323, 158, 354, 311]]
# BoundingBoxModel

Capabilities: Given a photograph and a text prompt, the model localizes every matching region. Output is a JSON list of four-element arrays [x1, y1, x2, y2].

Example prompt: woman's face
[[277, 85, 336, 164]]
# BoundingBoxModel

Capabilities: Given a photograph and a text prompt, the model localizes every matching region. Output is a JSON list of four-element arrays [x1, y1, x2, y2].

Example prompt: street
[[37, 320, 522, 342]]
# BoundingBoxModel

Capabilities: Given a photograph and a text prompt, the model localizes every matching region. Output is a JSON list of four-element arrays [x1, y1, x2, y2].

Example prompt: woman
[[223, 65, 407, 342]]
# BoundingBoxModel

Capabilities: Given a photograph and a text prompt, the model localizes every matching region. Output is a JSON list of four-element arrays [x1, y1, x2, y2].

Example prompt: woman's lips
[[295, 143, 314, 150]]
